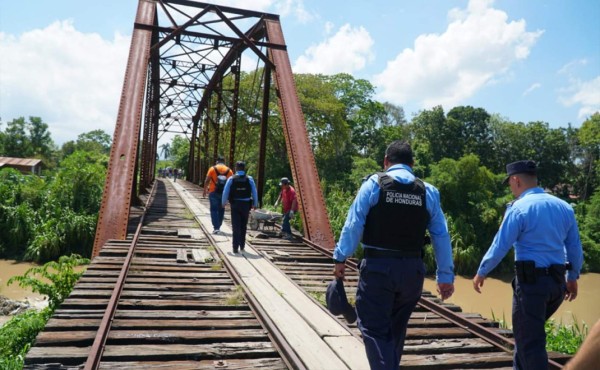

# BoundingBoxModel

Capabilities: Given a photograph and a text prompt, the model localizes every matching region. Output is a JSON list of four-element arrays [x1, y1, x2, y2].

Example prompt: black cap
[[325, 279, 357, 323], [235, 161, 246, 170], [503, 160, 537, 184], [279, 177, 290, 186]]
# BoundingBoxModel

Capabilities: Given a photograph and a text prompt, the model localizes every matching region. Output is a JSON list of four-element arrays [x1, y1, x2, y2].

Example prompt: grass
[[225, 285, 245, 306], [545, 317, 588, 355], [0, 308, 50, 369], [0, 254, 88, 368]]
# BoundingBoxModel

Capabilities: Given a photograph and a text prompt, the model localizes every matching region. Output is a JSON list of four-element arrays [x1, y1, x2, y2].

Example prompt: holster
[[515, 260, 536, 284]]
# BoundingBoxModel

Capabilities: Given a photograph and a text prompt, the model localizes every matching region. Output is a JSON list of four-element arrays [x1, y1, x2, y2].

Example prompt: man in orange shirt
[[274, 177, 298, 239], [203, 156, 232, 234]]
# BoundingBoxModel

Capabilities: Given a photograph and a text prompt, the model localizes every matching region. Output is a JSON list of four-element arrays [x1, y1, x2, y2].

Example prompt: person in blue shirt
[[473, 160, 583, 370], [221, 161, 259, 254], [333, 140, 455, 370]]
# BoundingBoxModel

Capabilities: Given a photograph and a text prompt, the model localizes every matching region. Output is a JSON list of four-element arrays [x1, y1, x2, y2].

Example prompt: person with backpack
[[203, 156, 232, 234], [221, 161, 258, 254]]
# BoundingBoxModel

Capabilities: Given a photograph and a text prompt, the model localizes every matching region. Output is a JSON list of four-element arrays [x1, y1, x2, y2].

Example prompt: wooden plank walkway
[[172, 180, 370, 370]]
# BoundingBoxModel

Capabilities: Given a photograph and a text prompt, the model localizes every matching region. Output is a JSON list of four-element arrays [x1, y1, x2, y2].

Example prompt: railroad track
[[24, 179, 571, 369], [175, 180, 572, 369], [24, 180, 291, 369]]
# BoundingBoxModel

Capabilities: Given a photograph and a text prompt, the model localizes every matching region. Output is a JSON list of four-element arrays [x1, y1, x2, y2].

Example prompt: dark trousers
[[282, 211, 292, 233], [230, 200, 252, 251], [209, 192, 224, 230], [356, 257, 425, 370], [512, 275, 566, 370]]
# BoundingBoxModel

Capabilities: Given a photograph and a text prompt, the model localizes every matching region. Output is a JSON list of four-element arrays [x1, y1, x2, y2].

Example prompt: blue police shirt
[[221, 170, 259, 208], [333, 164, 455, 283], [476, 187, 583, 281]]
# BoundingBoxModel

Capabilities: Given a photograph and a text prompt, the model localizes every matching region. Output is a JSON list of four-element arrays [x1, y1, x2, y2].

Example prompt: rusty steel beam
[[257, 64, 271, 206], [92, 0, 157, 257], [265, 19, 335, 249], [229, 61, 241, 168]]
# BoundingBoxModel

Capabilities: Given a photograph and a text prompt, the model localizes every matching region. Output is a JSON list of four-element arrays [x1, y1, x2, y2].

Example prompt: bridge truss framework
[[92, 0, 335, 256]]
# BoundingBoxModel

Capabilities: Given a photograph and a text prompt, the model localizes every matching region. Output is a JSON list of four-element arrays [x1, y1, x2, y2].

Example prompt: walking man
[[274, 177, 298, 239], [473, 160, 583, 369], [222, 161, 258, 253], [203, 156, 232, 234], [333, 140, 455, 370]]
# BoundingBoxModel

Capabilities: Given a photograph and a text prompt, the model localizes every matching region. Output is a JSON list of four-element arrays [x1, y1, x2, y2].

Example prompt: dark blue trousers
[[230, 200, 252, 252], [512, 275, 566, 369], [209, 192, 225, 230], [356, 257, 425, 370]]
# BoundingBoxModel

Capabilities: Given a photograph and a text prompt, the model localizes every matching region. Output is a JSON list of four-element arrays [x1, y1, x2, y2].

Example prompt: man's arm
[[203, 168, 214, 197], [332, 178, 377, 266]]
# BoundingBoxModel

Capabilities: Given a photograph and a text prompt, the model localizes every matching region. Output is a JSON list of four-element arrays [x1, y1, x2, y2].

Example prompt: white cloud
[[0, 21, 130, 144], [522, 83, 541, 96], [293, 23, 374, 74], [559, 76, 600, 119], [558, 59, 589, 75], [373, 0, 543, 109]]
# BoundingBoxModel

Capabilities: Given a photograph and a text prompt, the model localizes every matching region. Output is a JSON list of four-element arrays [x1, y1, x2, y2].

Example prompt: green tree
[[410, 106, 464, 162], [427, 154, 510, 274], [28, 117, 55, 159], [294, 73, 350, 184], [577, 113, 600, 199], [170, 135, 190, 172], [160, 142, 171, 160], [446, 106, 494, 167], [61, 129, 112, 157], [327, 73, 386, 158], [2, 117, 31, 157]]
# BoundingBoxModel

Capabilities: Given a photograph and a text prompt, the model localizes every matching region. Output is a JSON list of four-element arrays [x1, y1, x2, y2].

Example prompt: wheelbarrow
[[250, 209, 283, 231]]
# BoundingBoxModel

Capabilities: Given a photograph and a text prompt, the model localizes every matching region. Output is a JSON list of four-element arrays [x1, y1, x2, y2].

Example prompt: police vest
[[362, 173, 429, 254], [229, 175, 251, 200]]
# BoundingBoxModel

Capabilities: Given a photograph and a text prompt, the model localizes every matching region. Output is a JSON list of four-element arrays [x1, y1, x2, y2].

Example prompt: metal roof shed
[[0, 157, 43, 175]]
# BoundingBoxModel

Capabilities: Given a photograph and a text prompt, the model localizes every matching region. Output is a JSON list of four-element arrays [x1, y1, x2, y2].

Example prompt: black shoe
[[233, 248, 238, 254]]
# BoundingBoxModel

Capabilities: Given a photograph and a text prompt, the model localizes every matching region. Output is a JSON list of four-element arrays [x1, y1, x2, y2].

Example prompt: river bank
[[0, 260, 47, 327]]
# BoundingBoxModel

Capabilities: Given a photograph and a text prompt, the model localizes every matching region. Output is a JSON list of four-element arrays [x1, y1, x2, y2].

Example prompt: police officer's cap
[[503, 160, 537, 184], [325, 278, 357, 323], [279, 177, 290, 186]]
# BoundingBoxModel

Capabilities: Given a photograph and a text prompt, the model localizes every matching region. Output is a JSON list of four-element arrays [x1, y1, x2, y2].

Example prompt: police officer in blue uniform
[[222, 161, 258, 253], [473, 160, 583, 370], [333, 140, 455, 370]]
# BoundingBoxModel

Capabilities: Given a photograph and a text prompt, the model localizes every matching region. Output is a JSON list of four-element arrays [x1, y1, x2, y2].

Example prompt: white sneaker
[[213, 229, 221, 235]]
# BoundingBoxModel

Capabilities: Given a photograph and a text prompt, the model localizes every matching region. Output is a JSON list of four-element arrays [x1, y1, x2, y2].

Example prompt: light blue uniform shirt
[[221, 170, 259, 208], [333, 164, 455, 283], [476, 187, 583, 281]]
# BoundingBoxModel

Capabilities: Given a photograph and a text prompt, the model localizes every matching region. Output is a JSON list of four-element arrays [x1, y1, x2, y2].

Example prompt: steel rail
[[194, 215, 308, 370], [84, 180, 158, 370], [299, 237, 564, 369]]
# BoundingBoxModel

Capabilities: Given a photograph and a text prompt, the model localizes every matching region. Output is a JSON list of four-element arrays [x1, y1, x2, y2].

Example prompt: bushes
[[0, 150, 106, 262], [546, 318, 589, 355], [0, 254, 89, 368]]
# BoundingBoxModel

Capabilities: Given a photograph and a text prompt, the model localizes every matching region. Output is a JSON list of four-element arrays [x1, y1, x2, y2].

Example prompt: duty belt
[[364, 248, 422, 259]]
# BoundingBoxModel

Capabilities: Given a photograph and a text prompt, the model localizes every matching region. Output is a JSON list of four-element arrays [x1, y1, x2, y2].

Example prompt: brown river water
[[1, 259, 599, 330], [424, 273, 600, 328]]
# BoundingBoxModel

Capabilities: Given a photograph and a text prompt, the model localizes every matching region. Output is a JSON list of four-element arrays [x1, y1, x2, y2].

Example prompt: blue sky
[[1, 0, 598, 145]]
